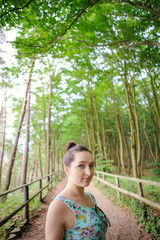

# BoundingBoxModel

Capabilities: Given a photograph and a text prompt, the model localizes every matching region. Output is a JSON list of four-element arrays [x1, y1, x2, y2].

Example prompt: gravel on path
[[17, 177, 153, 240]]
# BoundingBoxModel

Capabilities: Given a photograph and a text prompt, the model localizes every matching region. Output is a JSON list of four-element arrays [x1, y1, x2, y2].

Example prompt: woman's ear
[[64, 165, 70, 175]]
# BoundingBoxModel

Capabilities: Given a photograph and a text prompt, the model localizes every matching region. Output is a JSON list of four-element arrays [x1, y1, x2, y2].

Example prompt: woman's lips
[[83, 178, 91, 181]]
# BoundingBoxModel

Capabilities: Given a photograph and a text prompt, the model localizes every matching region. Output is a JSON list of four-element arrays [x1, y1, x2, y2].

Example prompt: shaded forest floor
[[17, 177, 154, 240]]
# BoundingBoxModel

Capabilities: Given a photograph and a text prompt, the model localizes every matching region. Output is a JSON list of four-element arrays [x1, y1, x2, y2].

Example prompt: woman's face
[[65, 151, 95, 187]]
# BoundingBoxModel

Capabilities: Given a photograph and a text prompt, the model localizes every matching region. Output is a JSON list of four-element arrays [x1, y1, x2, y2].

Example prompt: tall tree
[[4, 57, 35, 191], [20, 75, 31, 185]]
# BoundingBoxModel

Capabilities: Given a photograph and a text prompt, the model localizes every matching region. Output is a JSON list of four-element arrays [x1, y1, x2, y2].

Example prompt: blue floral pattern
[[55, 192, 108, 239]]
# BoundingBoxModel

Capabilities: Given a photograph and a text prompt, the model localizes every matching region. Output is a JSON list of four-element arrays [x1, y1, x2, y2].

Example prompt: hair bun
[[66, 141, 76, 151]]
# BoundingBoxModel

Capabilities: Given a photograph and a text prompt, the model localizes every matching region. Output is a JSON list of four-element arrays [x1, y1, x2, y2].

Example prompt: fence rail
[[0, 172, 58, 227], [94, 171, 160, 210]]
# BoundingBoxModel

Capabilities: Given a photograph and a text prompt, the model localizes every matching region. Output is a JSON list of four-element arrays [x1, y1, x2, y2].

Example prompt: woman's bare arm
[[45, 200, 65, 240]]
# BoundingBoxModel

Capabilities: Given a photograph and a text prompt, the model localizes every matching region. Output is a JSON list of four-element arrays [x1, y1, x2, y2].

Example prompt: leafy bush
[[95, 156, 115, 173], [149, 162, 160, 177]]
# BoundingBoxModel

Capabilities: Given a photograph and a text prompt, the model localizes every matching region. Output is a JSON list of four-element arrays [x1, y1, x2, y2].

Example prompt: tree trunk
[[120, 50, 138, 178], [0, 84, 7, 188], [89, 92, 97, 161], [142, 78, 160, 160], [4, 57, 35, 191], [20, 78, 31, 185], [46, 70, 54, 175], [30, 153, 37, 182], [83, 105, 92, 151], [116, 137, 121, 174], [93, 94, 103, 158], [110, 80, 126, 175], [55, 129, 59, 174], [130, 76, 141, 177], [122, 76, 138, 177], [38, 143, 43, 177], [143, 114, 157, 163], [42, 93, 47, 174], [102, 119, 108, 160], [147, 71, 160, 127]]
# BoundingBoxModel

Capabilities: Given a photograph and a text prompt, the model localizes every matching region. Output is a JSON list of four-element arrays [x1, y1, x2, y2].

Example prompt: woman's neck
[[64, 181, 85, 198]]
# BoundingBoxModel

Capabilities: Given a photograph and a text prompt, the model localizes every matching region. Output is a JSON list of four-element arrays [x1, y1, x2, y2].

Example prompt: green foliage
[[149, 162, 160, 177], [96, 157, 115, 173]]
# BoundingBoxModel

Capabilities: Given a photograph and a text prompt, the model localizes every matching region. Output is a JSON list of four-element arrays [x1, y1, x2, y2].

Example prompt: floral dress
[[54, 192, 110, 240]]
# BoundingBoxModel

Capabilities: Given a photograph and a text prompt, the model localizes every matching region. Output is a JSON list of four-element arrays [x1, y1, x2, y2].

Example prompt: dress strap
[[85, 192, 97, 206], [54, 195, 80, 215]]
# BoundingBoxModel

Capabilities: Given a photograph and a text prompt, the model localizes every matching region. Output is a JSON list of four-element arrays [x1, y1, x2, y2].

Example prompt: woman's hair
[[63, 141, 91, 167]]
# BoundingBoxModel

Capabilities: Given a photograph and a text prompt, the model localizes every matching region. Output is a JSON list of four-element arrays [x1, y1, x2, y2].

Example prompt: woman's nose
[[85, 166, 92, 175]]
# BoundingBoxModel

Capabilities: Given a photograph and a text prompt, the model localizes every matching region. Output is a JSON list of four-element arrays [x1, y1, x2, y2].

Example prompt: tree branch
[[0, 0, 34, 18], [97, 0, 160, 16], [8, 0, 100, 53], [103, 13, 160, 22], [61, 37, 160, 48], [126, 41, 160, 47], [43, 0, 100, 52], [122, 0, 160, 17]]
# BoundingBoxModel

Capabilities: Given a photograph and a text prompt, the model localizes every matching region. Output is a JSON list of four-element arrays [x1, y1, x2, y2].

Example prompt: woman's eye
[[89, 164, 94, 168], [78, 165, 84, 168]]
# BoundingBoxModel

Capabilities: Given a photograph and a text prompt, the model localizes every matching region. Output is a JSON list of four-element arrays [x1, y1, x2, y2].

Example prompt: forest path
[[17, 177, 152, 240]]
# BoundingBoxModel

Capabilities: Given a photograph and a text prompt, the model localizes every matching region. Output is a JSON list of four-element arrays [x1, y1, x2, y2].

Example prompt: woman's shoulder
[[48, 194, 67, 214]]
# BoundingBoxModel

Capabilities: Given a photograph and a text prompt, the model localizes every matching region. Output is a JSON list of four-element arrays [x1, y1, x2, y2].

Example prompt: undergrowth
[[93, 176, 160, 239], [0, 176, 62, 239]]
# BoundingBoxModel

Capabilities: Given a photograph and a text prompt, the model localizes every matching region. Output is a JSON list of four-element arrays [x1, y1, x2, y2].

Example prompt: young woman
[[45, 142, 110, 240]]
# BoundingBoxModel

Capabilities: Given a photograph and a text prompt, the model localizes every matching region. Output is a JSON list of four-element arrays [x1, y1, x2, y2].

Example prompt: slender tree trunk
[[142, 78, 160, 159], [20, 79, 31, 185], [102, 119, 108, 160], [46, 70, 54, 175], [51, 131, 55, 173], [110, 49, 138, 177], [110, 80, 126, 175], [122, 76, 138, 177], [93, 94, 103, 158], [130, 76, 141, 177], [43, 94, 47, 174], [89, 93, 97, 161], [55, 129, 59, 174], [147, 71, 160, 127], [83, 106, 92, 151], [124, 135, 131, 175], [143, 114, 157, 163], [38, 143, 43, 177], [30, 154, 37, 182], [0, 85, 7, 188], [4, 57, 35, 191], [35, 148, 39, 179], [116, 138, 121, 174]]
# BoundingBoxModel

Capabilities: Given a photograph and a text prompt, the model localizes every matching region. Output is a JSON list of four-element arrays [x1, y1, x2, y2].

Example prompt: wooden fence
[[94, 171, 160, 210], [0, 172, 59, 228]]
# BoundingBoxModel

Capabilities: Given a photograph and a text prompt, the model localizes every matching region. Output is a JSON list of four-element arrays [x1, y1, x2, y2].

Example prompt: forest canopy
[[0, 0, 160, 191]]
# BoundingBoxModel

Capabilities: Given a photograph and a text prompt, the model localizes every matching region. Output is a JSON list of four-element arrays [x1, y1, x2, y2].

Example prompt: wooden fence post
[[137, 182, 147, 218], [116, 177, 120, 201], [102, 173, 105, 180], [39, 179, 42, 202], [24, 186, 29, 224], [50, 174, 53, 188]]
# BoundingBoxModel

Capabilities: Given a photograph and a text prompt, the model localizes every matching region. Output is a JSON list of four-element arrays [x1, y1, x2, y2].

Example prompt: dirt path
[[17, 177, 153, 240]]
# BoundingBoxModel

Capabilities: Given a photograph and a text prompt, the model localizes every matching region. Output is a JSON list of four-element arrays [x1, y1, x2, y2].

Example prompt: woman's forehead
[[73, 151, 93, 162]]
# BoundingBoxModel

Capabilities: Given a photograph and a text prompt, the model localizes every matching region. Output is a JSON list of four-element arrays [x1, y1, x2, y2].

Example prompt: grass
[[0, 176, 62, 239], [93, 174, 160, 239]]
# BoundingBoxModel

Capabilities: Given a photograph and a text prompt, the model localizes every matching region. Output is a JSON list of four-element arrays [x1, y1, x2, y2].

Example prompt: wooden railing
[[94, 171, 160, 210], [0, 172, 59, 227]]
